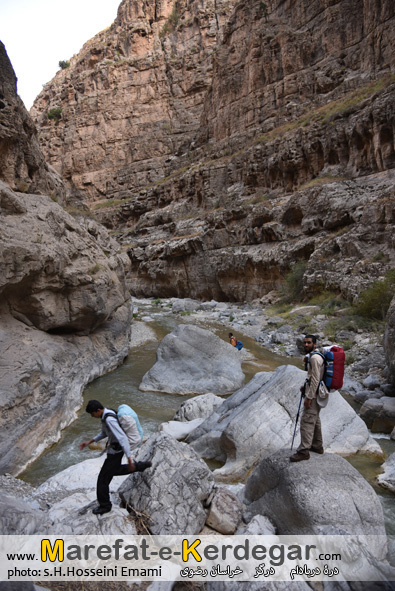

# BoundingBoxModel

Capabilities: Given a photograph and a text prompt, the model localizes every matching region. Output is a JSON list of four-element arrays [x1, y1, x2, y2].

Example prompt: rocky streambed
[[2, 296, 395, 586]]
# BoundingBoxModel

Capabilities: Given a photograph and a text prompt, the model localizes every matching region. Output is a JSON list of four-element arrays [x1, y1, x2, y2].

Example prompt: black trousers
[[97, 452, 130, 508]]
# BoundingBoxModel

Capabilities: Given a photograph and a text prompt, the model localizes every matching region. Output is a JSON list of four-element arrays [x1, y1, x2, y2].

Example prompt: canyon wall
[[0, 42, 132, 475], [0, 42, 66, 201], [31, 0, 395, 302], [31, 0, 236, 203]]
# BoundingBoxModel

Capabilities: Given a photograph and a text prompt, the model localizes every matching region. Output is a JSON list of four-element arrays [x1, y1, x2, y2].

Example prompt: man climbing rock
[[290, 335, 325, 462], [80, 400, 151, 515]]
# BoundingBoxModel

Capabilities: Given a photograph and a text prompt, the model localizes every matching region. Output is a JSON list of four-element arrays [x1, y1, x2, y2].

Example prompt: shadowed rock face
[[384, 296, 395, 386], [0, 181, 130, 333], [0, 42, 66, 202]]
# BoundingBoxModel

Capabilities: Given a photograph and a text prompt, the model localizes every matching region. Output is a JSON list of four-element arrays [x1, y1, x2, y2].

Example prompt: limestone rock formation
[[0, 181, 130, 333], [0, 493, 51, 535], [187, 365, 383, 481], [118, 433, 215, 534], [359, 396, 395, 433], [0, 300, 132, 476], [31, 0, 235, 203], [0, 44, 132, 476], [140, 324, 245, 394], [0, 42, 66, 202], [0, 458, 136, 535], [205, 487, 243, 534], [30, 0, 395, 302]]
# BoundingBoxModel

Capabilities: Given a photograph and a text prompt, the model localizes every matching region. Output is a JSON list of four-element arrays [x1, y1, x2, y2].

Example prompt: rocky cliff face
[[0, 44, 132, 475], [0, 42, 66, 201], [31, 0, 395, 302], [31, 0, 235, 202]]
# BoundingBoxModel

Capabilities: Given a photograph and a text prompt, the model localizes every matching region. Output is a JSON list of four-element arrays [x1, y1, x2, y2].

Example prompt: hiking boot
[[92, 505, 112, 515], [290, 452, 310, 462], [310, 446, 324, 454], [134, 461, 152, 472]]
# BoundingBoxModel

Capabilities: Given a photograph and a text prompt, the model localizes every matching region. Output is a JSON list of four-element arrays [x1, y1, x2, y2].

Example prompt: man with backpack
[[229, 332, 244, 350], [290, 334, 325, 462], [80, 400, 151, 515]]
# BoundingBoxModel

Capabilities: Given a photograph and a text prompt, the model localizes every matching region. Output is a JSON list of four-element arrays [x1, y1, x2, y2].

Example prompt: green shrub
[[354, 270, 395, 320], [259, 2, 269, 19], [281, 260, 308, 303], [345, 351, 356, 366], [308, 291, 349, 315], [159, 2, 179, 37], [89, 264, 104, 275], [47, 107, 62, 121], [59, 60, 70, 70]]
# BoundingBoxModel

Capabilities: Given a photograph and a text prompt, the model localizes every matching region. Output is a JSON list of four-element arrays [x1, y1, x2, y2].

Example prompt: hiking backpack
[[236, 340, 244, 350], [312, 346, 345, 391], [104, 404, 144, 450]]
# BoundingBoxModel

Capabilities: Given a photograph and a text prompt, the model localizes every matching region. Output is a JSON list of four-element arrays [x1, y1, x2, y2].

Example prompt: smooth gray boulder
[[187, 365, 383, 481], [360, 397, 395, 433], [118, 433, 215, 534], [174, 393, 224, 421], [140, 324, 245, 394], [377, 453, 395, 493], [243, 450, 387, 560]]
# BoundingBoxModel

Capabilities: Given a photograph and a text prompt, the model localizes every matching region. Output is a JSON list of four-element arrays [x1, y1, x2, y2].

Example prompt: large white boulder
[[140, 324, 245, 394], [187, 365, 383, 481]]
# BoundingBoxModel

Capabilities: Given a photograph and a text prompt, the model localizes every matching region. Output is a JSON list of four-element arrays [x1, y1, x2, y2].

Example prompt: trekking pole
[[291, 387, 305, 450]]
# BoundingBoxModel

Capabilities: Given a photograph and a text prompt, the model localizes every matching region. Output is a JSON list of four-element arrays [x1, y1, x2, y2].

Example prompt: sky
[[0, 0, 122, 109]]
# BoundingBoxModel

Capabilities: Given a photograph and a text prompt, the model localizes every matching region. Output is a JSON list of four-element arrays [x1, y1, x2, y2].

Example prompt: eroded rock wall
[[0, 42, 66, 201], [30, 0, 395, 303], [31, 0, 236, 202], [0, 45, 132, 475]]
